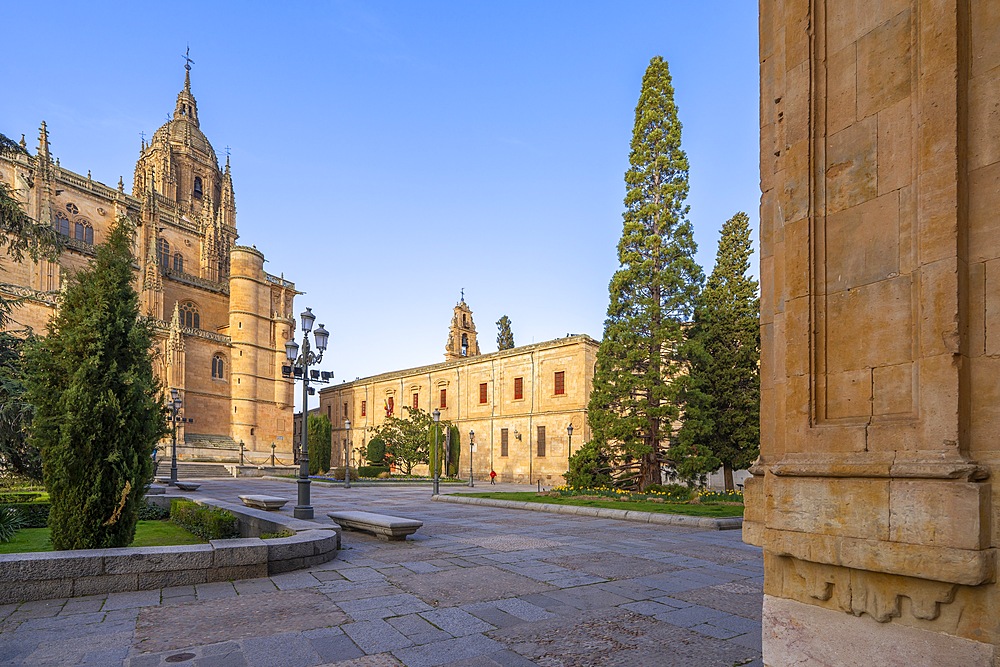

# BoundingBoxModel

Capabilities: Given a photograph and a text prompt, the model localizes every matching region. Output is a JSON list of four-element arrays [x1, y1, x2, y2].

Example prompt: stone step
[[157, 462, 234, 479]]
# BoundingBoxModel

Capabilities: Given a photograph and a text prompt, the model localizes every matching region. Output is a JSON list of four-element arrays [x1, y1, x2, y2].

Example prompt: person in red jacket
[[489, 470, 497, 485]]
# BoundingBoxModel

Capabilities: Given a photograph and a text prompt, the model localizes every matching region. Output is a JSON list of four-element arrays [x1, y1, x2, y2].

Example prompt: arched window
[[74, 220, 94, 245], [193, 176, 203, 199], [157, 238, 170, 267], [52, 213, 70, 237], [173, 253, 184, 273], [179, 301, 200, 329], [461, 333, 469, 356], [212, 354, 225, 379]]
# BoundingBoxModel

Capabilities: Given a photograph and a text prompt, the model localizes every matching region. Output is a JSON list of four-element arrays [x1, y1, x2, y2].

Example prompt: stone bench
[[174, 481, 201, 491], [239, 495, 288, 511], [327, 511, 423, 541]]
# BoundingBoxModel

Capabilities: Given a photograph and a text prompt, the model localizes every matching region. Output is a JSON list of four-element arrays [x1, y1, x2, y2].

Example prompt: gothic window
[[537, 426, 546, 457], [173, 253, 184, 273], [514, 377, 524, 400], [479, 383, 488, 404], [53, 213, 70, 237], [554, 371, 566, 396], [193, 176, 203, 199], [65, 203, 79, 215], [211, 354, 225, 379], [461, 333, 468, 356], [157, 238, 170, 267], [501, 428, 509, 457], [73, 220, 93, 244], [179, 301, 200, 329]]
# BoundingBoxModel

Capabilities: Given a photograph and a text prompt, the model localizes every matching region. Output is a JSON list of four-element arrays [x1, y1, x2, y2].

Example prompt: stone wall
[[750, 1, 999, 664]]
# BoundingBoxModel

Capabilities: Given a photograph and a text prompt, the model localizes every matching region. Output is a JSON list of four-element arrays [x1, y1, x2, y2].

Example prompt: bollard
[[537, 479, 541, 492]]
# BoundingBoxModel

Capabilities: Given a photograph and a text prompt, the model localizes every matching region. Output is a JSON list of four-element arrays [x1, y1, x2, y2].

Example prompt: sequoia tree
[[673, 211, 760, 490], [588, 56, 703, 490], [24, 216, 165, 549], [496, 315, 515, 350]]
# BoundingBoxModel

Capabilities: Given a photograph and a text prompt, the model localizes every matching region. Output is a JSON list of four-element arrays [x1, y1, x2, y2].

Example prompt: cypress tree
[[496, 315, 515, 350], [673, 212, 760, 490], [24, 216, 165, 549], [588, 56, 703, 491], [308, 413, 332, 474]]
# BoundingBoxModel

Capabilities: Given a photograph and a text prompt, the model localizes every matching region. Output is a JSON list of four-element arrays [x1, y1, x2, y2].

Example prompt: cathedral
[[0, 63, 297, 461]]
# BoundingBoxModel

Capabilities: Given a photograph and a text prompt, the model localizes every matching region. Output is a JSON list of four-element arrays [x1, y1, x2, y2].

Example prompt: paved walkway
[[0, 479, 764, 666]]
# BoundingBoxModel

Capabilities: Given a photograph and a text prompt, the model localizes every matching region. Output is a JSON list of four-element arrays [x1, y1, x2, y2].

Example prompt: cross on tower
[[224, 146, 231, 158], [182, 45, 195, 71], [140, 131, 146, 143], [460, 288, 465, 302]]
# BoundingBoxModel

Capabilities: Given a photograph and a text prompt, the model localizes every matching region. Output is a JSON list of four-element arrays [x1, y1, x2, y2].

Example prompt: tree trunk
[[639, 450, 660, 490], [723, 462, 734, 491]]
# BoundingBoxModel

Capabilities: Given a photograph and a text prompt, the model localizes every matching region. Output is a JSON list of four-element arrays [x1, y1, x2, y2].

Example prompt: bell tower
[[444, 292, 480, 360]]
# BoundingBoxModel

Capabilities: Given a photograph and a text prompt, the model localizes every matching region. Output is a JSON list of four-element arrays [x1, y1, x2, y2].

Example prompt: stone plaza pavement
[[0, 479, 764, 666]]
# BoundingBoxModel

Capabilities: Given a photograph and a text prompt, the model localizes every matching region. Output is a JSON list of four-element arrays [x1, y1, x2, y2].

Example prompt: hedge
[[357, 466, 390, 478], [170, 499, 239, 540], [0, 501, 51, 528]]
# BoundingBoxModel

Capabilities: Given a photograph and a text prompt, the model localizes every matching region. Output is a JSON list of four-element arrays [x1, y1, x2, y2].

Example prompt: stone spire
[[219, 153, 236, 227], [142, 229, 163, 318], [173, 55, 200, 127], [444, 298, 481, 360]]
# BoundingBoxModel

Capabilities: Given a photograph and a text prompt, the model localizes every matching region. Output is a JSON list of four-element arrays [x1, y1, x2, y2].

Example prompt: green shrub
[[366, 437, 386, 465], [0, 507, 23, 542], [328, 467, 360, 482], [1, 501, 50, 528], [169, 499, 239, 540], [137, 501, 170, 521], [308, 414, 332, 475], [0, 492, 43, 504], [447, 425, 461, 477], [565, 441, 613, 489], [357, 465, 390, 478]]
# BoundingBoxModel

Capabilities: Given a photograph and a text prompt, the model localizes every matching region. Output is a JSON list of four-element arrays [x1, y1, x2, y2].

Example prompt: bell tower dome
[[444, 292, 481, 360]]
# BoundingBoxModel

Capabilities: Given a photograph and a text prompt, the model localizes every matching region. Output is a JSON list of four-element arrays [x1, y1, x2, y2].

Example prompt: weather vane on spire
[[183, 45, 195, 71]]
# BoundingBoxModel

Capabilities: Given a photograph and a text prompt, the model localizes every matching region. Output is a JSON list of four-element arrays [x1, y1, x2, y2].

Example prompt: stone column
[[749, 1, 999, 664]]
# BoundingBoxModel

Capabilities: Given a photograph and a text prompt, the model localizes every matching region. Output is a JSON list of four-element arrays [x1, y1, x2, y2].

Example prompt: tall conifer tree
[[673, 212, 760, 490], [496, 315, 515, 350], [25, 216, 164, 549], [588, 56, 703, 490]]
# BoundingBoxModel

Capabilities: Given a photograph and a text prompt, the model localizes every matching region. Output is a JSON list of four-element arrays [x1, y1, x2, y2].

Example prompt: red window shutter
[[554, 371, 565, 395], [501, 428, 509, 457], [388, 397, 394, 415], [514, 377, 523, 400], [479, 383, 488, 404], [413, 393, 419, 410], [361, 400, 366, 417], [441, 389, 447, 409]]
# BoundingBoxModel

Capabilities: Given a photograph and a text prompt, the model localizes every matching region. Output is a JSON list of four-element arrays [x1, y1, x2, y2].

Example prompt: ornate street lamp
[[169, 388, 183, 486], [344, 418, 352, 489], [432, 408, 441, 496], [468, 429, 475, 488], [283, 308, 331, 519], [567, 422, 574, 459]]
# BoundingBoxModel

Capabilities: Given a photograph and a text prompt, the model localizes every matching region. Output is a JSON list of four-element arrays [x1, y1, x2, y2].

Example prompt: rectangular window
[[413, 393, 419, 410], [537, 425, 546, 457], [361, 400, 366, 417], [479, 382, 488, 404], [440, 388, 447, 409], [501, 428, 509, 457], [343, 402, 348, 420], [388, 397, 394, 415], [327, 405, 331, 420], [514, 377, 523, 400], [554, 371, 565, 395]]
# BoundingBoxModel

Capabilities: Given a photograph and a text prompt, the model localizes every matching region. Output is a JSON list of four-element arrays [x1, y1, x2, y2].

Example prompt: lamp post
[[169, 388, 182, 486], [344, 418, 352, 489], [468, 430, 475, 487], [432, 408, 441, 496], [284, 307, 330, 520], [567, 423, 574, 459]]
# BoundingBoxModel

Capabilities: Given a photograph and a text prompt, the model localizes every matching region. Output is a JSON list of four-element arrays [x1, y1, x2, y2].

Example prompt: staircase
[[159, 461, 234, 479]]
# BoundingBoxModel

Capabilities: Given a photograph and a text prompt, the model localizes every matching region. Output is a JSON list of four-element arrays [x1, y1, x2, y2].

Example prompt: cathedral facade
[[0, 65, 297, 460], [319, 299, 598, 485]]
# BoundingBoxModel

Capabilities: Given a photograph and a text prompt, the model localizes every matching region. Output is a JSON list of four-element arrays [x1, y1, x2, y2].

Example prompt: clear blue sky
[[3, 2, 759, 399]]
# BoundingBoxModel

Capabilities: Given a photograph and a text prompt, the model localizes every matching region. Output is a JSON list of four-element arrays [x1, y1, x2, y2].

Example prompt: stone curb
[[0, 493, 340, 605], [431, 494, 743, 530]]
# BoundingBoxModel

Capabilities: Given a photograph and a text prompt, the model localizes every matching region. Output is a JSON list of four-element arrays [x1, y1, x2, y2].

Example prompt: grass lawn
[[0, 520, 206, 554], [460, 492, 744, 517]]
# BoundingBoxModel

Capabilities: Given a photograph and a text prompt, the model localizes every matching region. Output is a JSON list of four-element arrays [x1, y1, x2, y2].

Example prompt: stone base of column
[[762, 595, 992, 666]]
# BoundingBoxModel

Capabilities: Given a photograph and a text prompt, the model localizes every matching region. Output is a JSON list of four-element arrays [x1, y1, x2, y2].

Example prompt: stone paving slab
[[0, 481, 763, 666]]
